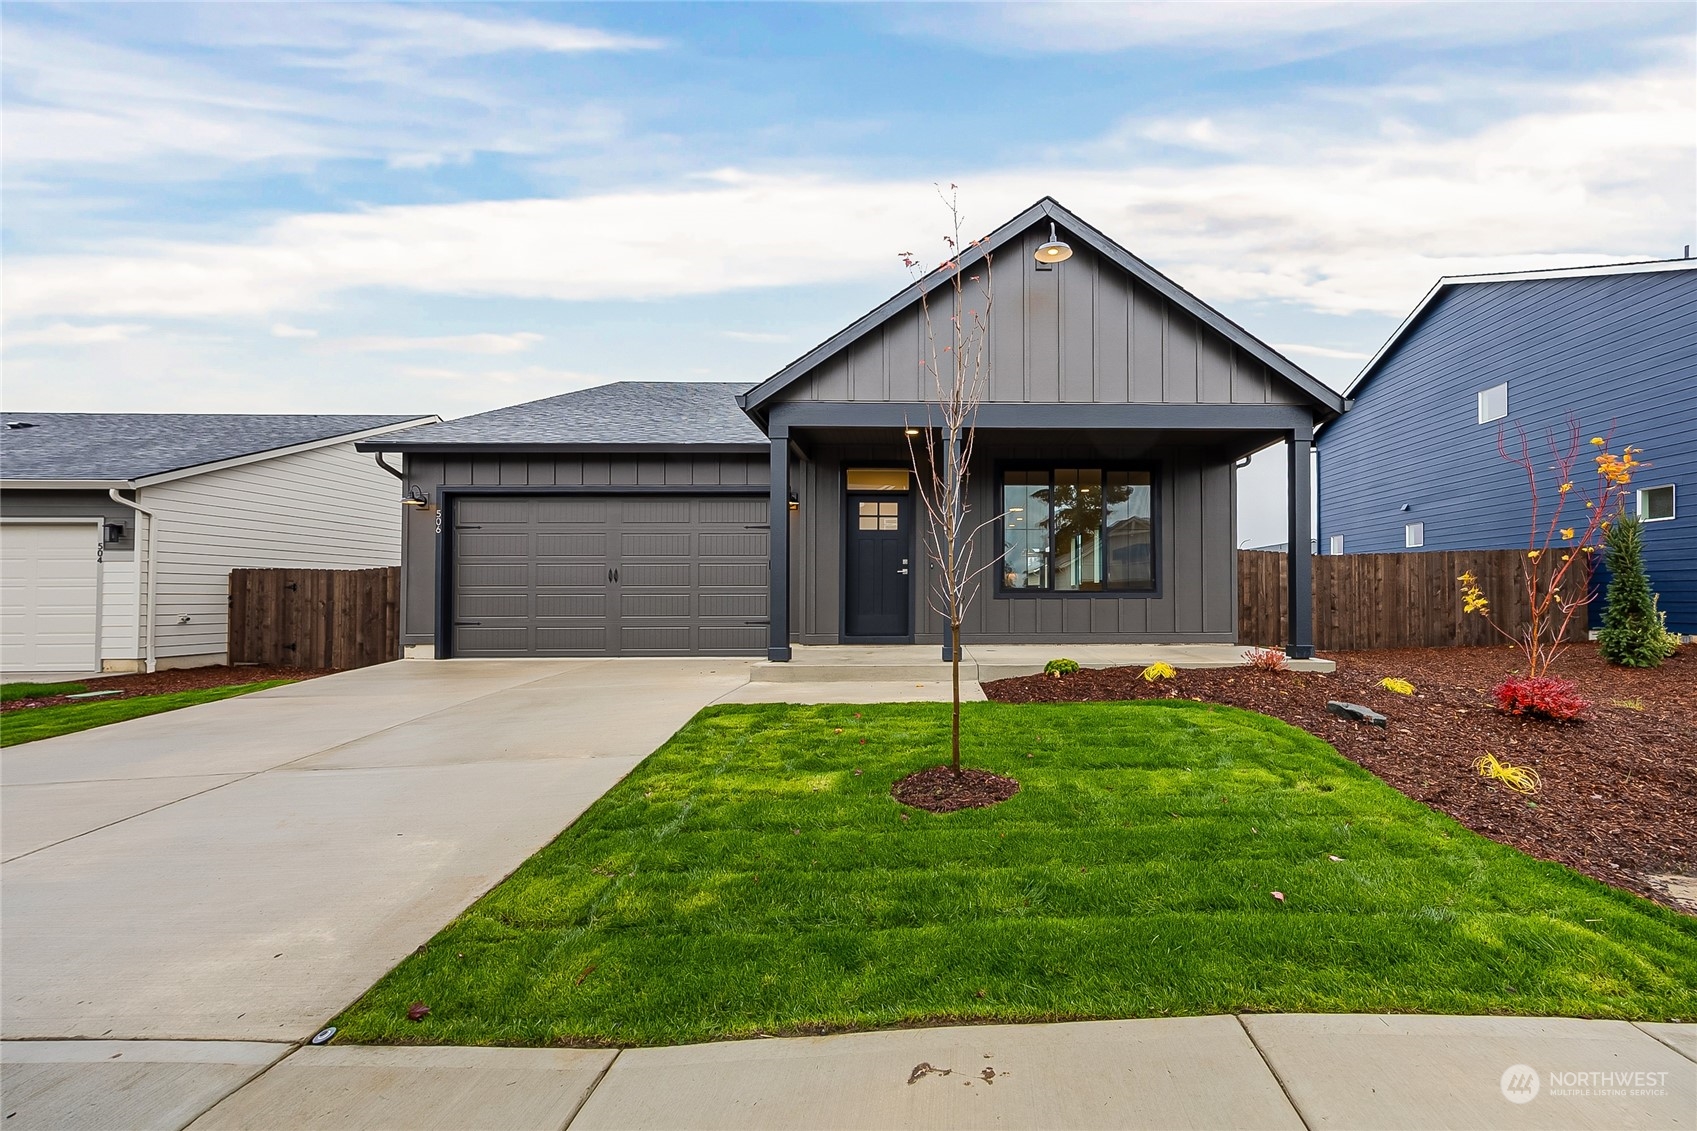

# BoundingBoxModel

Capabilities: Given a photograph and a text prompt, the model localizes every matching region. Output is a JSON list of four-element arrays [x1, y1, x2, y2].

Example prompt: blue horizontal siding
[[1318, 268, 1697, 632]]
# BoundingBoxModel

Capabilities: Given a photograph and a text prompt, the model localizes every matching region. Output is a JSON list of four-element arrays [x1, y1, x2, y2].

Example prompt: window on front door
[[1000, 467, 1155, 593]]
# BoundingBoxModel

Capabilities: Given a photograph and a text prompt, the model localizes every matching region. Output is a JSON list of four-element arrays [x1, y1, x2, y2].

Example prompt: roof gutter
[[106, 488, 160, 673]]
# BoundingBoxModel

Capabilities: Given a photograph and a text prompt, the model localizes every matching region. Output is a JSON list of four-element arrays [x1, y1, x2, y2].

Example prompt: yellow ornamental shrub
[[1141, 662, 1177, 682], [1379, 677, 1415, 696]]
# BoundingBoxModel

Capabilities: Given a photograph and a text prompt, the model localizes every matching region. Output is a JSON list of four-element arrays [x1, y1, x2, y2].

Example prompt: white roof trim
[[130, 417, 439, 488], [1337, 257, 1696, 401]]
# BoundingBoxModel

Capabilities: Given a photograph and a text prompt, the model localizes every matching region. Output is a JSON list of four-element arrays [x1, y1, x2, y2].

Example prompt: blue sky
[[3, 2, 1693, 541]]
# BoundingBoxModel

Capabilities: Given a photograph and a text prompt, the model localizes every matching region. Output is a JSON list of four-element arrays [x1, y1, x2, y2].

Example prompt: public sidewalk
[[4, 1013, 1692, 1130]]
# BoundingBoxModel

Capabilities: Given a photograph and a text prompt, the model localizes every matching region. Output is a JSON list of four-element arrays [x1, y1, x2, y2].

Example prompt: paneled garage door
[[0, 521, 100, 672], [451, 494, 769, 656]]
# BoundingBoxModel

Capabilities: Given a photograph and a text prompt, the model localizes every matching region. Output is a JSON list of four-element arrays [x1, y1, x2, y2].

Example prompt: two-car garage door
[[451, 495, 769, 656]]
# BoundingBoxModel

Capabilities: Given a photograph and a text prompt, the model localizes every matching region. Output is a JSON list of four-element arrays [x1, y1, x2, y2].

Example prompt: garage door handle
[[607, 568, 620, 583], [454, 620, 482, 627]]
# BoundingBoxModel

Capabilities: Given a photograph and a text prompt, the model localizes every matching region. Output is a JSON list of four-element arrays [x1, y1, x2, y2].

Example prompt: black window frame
[[993, 460, 1161, 599]]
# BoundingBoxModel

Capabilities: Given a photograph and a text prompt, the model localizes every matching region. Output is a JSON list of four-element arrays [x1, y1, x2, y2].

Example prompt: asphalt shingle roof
[[365, 381, 767, 448], [0, 413, 429, 482]]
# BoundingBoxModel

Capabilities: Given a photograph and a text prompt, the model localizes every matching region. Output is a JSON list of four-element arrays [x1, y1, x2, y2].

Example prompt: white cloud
[[0, 10, 642, 176], [5, 56, 1691, 331], [5, 322, 150, 347], [398, 365, 610, 411], [1273, 343, 1372, 361], [901, 1, 1675, 60], [270, 322, 319, 339], [338, 332, 544, 355], [721, 330, 794, 343]]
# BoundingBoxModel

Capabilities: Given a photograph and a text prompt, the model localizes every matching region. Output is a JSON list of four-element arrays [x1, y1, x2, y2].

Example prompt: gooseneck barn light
[[1034, 221, 1073, 264]]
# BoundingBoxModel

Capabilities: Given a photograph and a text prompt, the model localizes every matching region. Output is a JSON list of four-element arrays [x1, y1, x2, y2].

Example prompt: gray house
[[1, 413, 435, 672], [362, 199, 1342, 661]]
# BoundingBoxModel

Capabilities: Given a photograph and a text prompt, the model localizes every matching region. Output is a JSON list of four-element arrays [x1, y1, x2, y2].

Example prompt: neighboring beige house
[[0, 412, 436, 673]]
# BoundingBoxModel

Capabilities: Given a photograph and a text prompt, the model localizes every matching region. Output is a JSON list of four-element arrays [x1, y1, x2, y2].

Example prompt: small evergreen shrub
[[1493, 675, 1590, 722], [1598, 515, 1675, 668], [1043, 658, 1080, 677]]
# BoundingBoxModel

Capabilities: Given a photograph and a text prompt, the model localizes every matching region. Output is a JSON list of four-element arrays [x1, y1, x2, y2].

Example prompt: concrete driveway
[[1, 657, 753, 1042]]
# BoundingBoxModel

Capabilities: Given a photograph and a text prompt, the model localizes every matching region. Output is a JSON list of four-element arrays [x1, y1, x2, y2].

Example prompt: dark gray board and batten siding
[[792, 437, 1237, 645], [771, 228, 1288, 645], [781, 231, 1307, 409], [1317, 268, 1697, 632], [400, 452, 769, 648]]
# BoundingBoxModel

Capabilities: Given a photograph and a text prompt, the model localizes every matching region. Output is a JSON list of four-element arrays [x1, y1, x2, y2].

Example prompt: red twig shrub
[[1244, 647, 1290, 672], [1493, 675, 1590, 722]]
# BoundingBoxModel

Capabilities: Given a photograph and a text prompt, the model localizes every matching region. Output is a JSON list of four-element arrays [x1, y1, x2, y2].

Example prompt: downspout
[[373, 453, 405, 481], [107, 488, 160, 673]]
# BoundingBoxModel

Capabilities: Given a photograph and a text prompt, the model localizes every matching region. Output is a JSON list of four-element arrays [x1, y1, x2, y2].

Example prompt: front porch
[[750, 642, 1335, 683]]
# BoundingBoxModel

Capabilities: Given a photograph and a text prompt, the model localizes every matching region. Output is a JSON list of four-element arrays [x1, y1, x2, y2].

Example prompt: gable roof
[[1339, 256, 1697, 403], [738, 195, 1344, 420], [358, 381, 767, 452], [0, 413, 435, 487]]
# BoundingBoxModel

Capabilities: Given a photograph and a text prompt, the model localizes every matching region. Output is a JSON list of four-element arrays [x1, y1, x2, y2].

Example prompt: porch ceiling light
[[1035, 221, 1072, 264], [904, 427, 920, 436]]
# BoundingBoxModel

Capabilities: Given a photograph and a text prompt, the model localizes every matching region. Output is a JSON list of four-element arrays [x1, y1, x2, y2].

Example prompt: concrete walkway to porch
[[746, 642, 1335, 686]]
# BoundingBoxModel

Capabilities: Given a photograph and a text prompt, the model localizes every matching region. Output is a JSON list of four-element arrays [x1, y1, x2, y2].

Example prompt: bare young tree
[[901, 187, 1000, 776]]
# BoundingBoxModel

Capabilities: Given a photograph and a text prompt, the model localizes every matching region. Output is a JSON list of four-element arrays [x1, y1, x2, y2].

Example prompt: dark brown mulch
[[1, 665, 337, 711], [892, 766, 1021, 813], [984, 645, 1696, 913]]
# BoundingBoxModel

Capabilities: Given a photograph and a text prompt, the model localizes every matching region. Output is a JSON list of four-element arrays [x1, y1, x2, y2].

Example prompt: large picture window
[[1001, 467, 1155, 593]]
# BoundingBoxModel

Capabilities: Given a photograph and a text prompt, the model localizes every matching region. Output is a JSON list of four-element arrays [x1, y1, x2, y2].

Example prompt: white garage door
[[1, 522, 100, 673]]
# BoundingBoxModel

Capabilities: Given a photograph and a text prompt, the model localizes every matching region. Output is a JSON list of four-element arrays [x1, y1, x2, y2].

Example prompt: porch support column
[[767, 427, 792, 662], [1286, 431, 1316, 660]]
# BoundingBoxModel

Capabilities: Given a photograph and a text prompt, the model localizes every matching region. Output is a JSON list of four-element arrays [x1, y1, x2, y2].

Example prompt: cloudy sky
[[3, 2, 1693, 542]]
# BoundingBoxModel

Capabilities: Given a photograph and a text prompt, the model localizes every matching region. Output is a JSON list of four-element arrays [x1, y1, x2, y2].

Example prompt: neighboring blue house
[[1317, 259, 1696, 633]]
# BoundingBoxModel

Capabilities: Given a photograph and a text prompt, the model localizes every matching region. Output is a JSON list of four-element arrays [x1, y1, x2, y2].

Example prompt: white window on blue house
[[1405, 522, 1424, 548], [1477, 383, 1508, 424], [1638, 484, 1676, 522], [1329, 534, 1345, 555]]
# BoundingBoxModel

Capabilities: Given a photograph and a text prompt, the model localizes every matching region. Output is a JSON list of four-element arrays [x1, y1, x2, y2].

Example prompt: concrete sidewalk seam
[[562, 1047, 623, 1130], [175, 1043, 299, 1131], [1, 772, 264, 864], [1633, 1021, 1697, 1064], [1235, 1014, 1315, 1131]]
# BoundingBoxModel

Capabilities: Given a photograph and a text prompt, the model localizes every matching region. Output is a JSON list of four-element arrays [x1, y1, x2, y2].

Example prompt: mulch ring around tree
[[984, 645, 1696, 915], [892, 766, 1021, 813], [0, 666, 335, 711]]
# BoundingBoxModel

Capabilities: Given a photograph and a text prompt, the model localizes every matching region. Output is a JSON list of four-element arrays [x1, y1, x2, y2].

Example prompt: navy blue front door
[[845, 493, 911, 638]]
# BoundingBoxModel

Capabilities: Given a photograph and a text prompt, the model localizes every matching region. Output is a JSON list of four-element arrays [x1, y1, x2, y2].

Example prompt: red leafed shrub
[[1244, 647, 1289, 672], [1493, 675, 1590, 721]]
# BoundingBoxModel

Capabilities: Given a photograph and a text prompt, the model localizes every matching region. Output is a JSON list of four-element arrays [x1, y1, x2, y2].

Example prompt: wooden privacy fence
[[1239, 550, 1591, 652], [228, 567, 400, 669]]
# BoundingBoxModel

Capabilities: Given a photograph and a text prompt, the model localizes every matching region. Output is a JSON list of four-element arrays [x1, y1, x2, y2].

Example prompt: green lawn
[[0, 681, 89, 702], [0, 681, 294, 746], [333, 701, 1697, 1047]]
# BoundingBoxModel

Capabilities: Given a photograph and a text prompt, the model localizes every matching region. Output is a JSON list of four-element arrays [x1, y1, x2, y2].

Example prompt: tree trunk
[[950, 619, 962, 775]]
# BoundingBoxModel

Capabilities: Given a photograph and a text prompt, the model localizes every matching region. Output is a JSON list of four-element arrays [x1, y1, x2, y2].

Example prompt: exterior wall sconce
[[788, 491, 800, 512], [1035, 221, 1073, 265], [402, 485, 431, 509]]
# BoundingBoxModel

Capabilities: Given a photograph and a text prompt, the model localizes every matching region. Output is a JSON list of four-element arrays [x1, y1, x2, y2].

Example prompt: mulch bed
[[1, 666, 335, 711], [984, 645, 1696, 914], [892, 766, 1021, 813]]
